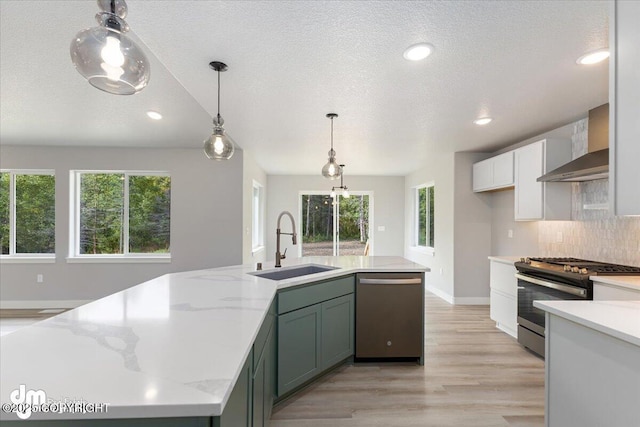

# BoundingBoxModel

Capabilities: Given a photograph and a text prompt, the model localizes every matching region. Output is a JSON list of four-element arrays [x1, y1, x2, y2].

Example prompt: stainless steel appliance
[[514, 257, 640, 357], [355, 272, 423, 362]]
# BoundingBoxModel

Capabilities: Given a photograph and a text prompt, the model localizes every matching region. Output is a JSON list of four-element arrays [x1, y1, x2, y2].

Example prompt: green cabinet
[[276, 275, 355, 398], [252, 310, 275, 427], [214, 352, 252, 427], [321, 294, 355, 370]]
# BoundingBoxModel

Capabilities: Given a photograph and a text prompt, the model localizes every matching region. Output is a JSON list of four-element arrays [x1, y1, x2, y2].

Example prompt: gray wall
[[266, 175, 405, 264], [490, 190, 539, 256], [0, 146, 243, 305], [452, 152, 493, 301], [404, 152, 455, 301]]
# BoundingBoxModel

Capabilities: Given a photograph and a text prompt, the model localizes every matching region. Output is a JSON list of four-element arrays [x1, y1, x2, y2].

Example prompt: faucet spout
[[275, 211, 297, 268]]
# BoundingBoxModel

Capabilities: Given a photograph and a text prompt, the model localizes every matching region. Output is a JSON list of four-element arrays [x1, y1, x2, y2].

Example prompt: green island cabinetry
[[276, 275, 355, 398]]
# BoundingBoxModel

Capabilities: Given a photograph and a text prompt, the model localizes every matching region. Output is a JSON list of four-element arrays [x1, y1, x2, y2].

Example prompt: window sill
[[0, 256, 56, 264], [410, 246, 435, 256], [66, 255, 171, 264], [252, 246, 265, 255]]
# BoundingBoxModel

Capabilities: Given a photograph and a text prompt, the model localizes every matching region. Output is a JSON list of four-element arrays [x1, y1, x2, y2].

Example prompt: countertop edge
[[488, 256, 521, 265], [534, 300, 640, 347]]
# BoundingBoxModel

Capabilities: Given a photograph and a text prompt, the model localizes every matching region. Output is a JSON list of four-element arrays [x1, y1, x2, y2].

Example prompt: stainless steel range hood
[[538, 103, 609, 182]]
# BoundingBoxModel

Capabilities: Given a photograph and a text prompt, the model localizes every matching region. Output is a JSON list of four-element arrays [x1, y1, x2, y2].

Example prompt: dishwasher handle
[[359, 278, 422, 285]]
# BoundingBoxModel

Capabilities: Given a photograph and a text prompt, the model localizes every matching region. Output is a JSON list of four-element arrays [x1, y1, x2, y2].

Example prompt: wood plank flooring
[[271, 293, 544, 427]]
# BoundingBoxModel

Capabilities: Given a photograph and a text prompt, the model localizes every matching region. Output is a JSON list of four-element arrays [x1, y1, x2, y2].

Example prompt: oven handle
[[515, 273, 587, 297]]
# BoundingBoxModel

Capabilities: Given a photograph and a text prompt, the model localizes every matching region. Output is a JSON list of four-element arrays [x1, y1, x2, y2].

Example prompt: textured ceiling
[[1, 1, 609, 176]]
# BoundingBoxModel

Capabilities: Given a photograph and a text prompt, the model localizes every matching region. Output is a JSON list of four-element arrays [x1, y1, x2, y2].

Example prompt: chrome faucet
[[275, 211, 297, 268]]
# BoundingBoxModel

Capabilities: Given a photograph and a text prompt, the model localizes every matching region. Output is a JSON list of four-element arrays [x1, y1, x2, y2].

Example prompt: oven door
[[516, 273, 588, 336]]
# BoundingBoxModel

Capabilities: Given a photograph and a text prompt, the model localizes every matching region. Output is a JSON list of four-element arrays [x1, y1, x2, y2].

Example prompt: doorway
[[299, 192, 372, 256]]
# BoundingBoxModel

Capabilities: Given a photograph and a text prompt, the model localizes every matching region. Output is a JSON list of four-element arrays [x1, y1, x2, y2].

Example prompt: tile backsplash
[[538, 118, 640, 266]]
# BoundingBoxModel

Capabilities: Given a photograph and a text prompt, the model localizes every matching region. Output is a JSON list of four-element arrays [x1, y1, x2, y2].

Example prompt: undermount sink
[[249, 264, 339, 281]]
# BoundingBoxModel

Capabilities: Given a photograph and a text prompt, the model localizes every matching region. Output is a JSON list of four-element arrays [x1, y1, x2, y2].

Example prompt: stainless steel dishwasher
[[355, 272, 424, 361]]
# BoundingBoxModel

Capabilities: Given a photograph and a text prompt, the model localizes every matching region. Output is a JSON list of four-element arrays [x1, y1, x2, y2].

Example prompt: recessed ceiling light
[[146, 111, 162, 120], [474, 117, 492, 126], [576, 48, 609, 65], [403, 43, 434, 61]]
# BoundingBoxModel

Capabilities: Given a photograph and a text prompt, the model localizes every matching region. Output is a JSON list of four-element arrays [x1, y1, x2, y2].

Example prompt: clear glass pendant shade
[[204, 124, 235, 160], [70, 26, 150, 95], [321, 149, 342, 180]]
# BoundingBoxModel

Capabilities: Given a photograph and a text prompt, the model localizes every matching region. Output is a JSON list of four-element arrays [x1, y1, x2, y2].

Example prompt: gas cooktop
[[525, 257, 640, 275], [515, 257, 640, 289]]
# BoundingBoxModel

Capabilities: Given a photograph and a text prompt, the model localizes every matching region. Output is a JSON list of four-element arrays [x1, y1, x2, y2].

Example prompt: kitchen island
[[534, 300, 640, 427], [0, 256, 427, 424]]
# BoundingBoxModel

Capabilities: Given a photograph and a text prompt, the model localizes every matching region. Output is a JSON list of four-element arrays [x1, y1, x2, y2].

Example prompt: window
[[1, 170, 56, 259], [252, 181, 264, 251], [415, 183, 435, 249], [70, 171, 170, 260], [300, 191, 372, 256]]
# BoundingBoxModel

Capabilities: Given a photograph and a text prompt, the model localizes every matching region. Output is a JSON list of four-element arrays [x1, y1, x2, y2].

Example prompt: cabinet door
[[489, 261, 517, 297], [473, 159, 493, 192], [489, 289, 517, 338], [277, 304, 321, 396], [493, 152, 514, 188], [252, 324, 274, 427], [611, 0, 640, 215], [321, 294, 355, 370], [515, 141, 544, 220], [216, 351, 252, 427]]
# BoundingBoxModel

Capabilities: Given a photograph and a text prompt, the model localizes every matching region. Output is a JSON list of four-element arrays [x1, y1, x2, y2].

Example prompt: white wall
[[0, 146, 243, 305], [265, 175, 405, 266], [242, 150, 267, 265], [404, 152, 455, 302]]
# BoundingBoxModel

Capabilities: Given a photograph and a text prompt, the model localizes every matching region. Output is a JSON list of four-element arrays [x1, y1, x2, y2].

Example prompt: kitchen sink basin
[[249, 264, 339, 281]]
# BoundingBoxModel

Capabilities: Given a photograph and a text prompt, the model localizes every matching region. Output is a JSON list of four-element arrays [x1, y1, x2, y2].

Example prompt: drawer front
[[490, 261, 517, 297], [277, 275, 355, 314]]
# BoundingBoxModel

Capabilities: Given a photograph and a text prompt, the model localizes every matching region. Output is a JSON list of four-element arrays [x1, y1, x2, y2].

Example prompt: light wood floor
[[271, 293, 545, 427]]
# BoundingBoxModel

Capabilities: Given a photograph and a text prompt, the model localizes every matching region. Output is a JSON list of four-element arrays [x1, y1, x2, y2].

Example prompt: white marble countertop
[[590, 275, 640, 292], [487, 256, 523, 265], [0, 256, 427, 421], [534, 300, 640, 347]]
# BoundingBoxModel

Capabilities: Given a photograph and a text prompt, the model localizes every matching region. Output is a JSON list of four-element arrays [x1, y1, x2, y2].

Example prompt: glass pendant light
[[70, 0, 150, 95], [322, 113, 342, 180], [331, 164, 349, 198], [204, 61, 235, 160]]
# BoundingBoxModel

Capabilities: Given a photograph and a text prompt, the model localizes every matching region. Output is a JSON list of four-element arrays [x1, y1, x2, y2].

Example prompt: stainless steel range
[[514, 257, 640, 358]]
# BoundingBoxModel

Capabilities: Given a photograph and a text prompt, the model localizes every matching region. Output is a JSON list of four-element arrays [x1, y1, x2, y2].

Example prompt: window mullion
[[9, 172, 16, 255], [123, 173, 130, 255]]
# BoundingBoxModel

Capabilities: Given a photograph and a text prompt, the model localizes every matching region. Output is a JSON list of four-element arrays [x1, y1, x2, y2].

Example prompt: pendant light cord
[[330, 117, 334, 151], [217, 70, 221, 118]]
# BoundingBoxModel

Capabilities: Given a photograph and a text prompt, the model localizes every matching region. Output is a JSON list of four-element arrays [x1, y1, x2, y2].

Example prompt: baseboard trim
[[425, 285, 454, 304], [453, 297, 490, 305], [0, 300, 91, 309], [496, 322, 518, 339]]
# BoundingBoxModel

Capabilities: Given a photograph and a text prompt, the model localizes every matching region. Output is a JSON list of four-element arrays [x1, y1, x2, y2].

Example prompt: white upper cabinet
[[514, 139, 572, 221], [473, 151, 514, 192], [610, 0, 640, 215]]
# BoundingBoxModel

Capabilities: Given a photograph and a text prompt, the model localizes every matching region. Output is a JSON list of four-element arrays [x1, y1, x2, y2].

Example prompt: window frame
[[413, 182, 435, 254], [251, 180, 265, 253], [68, 170, 171, 263], [0, 169, 56, 263]]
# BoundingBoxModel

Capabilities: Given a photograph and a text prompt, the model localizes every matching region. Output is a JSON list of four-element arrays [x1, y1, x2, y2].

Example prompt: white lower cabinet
[[593, 281, 640, 300], [489, 259, 518, 338], [490, 289, 517, 337]]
